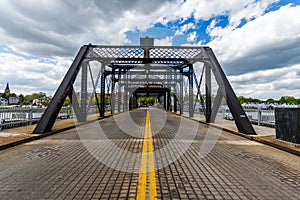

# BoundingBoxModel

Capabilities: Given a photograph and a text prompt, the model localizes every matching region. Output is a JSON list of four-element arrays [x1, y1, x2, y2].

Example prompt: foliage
[[63, 97, 71, 106], [138, 96, 157, 106], [238, 96, 300, 105], [93, 94, 110, 105], [21, 92, 47, 105], [1, 92, 17, 99]]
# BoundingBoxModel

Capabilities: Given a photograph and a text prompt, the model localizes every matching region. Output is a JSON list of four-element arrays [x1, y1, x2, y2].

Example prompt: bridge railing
[[0, 106, 74, 130], [221, 108, 275, 127], [181, 105, 275, 128]]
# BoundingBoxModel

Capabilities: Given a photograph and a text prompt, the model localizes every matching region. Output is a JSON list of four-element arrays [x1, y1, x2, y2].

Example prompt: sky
[[0, 0, 299, 100]]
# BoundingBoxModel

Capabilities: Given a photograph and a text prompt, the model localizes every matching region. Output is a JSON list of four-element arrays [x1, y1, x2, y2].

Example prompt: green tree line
[[238, 96, 300, 105], [1, 92, 48, 105]]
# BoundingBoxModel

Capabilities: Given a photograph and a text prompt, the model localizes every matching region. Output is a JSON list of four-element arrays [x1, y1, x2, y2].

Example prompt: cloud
[[174, 22, 196, 36], [228, 64, 300, 99], [0, 0, 280, 58], [207, 4, 300, 75], [154, 36, 173, 46], [0, 0, 178, 58], [0, 52, 71, 95], [187, 31, 197, 43]]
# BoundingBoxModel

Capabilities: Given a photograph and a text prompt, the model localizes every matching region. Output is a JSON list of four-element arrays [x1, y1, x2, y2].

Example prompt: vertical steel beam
[[174, 94, 178, 113], [134, 94, 137, 109], [100, 72, 106, 117], [129, 95, 132, 110], [180, 69, 183, 115], [80, 63, 88, 122], [33, 45, 91, 134], [205, 64, 212, 123], [124, 70, 128, 111], [111, 68, 115, 115], [164, 93, 167, 110], [167, 90, 171, 111], [188, 64, 194, 117], [117, 84, 121, 113], [118, 70, 122, 113], [124, 88, 128, 111]]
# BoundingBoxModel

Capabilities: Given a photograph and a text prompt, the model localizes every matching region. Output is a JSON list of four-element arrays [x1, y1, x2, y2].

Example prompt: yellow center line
[[136, 108, 157, 200]]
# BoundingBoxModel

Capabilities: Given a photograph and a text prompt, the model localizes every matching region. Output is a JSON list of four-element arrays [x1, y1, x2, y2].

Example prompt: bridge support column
[[189, 64, 194, 118], [100, 72, 107, 118], [180, 69, 183, 115], [111, 68, 115, 115], [117, 70, 122, 113], [167, 90, 171, 111], [164, 93, 167, 110], [174, 94, 178, 113], [205, 64, 212, 123], [80, 63, 88, 122], [124, 71, 128, 111], [124, 89, 128, 111]]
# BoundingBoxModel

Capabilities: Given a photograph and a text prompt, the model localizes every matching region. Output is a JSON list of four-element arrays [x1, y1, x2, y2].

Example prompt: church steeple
[[4, 82, 10, 94]]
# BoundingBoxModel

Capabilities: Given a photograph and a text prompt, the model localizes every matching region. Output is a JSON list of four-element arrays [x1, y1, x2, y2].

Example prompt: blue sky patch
[[0, 45, 57, 64]]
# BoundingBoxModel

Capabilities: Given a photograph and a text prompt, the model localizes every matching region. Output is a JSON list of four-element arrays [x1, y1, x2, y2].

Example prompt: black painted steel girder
[[33, 45, 92, 134], [33, 45, 256, 135]]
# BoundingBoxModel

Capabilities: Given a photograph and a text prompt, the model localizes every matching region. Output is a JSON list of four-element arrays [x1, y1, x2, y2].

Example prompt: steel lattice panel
[[92, 47, 144, 59], [149, 47, 202, 59], [91, 46, 204, 60]]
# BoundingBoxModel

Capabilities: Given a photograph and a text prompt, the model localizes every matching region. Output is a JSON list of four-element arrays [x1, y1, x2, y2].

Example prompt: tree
[[19, 94, 24, 103], [238, 96, 247, 104], [21, 92, 47, 105], [1, 93, 8, 100], [266, 98, 275, 104], [238, 95, 300, 105], [63, 97, 71, 106], [138, 96, 157, 106], [278, 96, 288, 104]]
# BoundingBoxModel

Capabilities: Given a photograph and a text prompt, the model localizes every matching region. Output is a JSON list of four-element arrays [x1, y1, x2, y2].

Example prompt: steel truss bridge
[[33, 43, 255, 135]]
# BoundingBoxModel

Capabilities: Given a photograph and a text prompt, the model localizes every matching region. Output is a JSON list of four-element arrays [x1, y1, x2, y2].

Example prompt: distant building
[[4, 82, 10, 95], [32, 97, 52, 107], [8, 96, 20, 104], [0, 97, 8, 106]]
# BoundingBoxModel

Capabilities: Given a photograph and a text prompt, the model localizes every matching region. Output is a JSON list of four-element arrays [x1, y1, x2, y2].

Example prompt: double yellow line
[[136, 108, 157, 200]]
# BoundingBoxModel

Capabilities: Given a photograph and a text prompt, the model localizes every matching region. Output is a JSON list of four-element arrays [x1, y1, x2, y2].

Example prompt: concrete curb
[[182, 115, 300, 157], [0, 124, 76, 151], [0, 115, 113, 151], [209, 122, 300, 156]]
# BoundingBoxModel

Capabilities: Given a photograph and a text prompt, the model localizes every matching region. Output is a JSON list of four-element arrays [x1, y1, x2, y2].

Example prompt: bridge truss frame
[[33, 44, 256, 135]]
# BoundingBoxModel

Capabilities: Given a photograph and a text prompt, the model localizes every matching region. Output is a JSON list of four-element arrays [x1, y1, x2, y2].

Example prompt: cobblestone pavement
[[0, 108, 299, 199]]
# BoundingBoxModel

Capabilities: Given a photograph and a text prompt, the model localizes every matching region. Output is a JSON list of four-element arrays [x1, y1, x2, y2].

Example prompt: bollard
[[28, 106, 33, 125], [257, 107, 261, 126], [275, 108, 300, 144]]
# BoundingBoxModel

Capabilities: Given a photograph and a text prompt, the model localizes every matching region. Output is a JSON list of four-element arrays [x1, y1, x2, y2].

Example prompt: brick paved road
[[0, 108, 299, 199]]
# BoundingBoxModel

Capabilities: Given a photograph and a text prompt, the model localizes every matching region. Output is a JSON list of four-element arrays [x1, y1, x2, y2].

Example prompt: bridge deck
[[0, 108, 299, 199]]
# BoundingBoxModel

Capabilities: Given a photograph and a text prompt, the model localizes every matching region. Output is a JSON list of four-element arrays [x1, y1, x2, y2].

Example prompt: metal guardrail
[[182, 105, 275, 128], [0, 106, 73, 130], [221, 108, 275, 127]]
